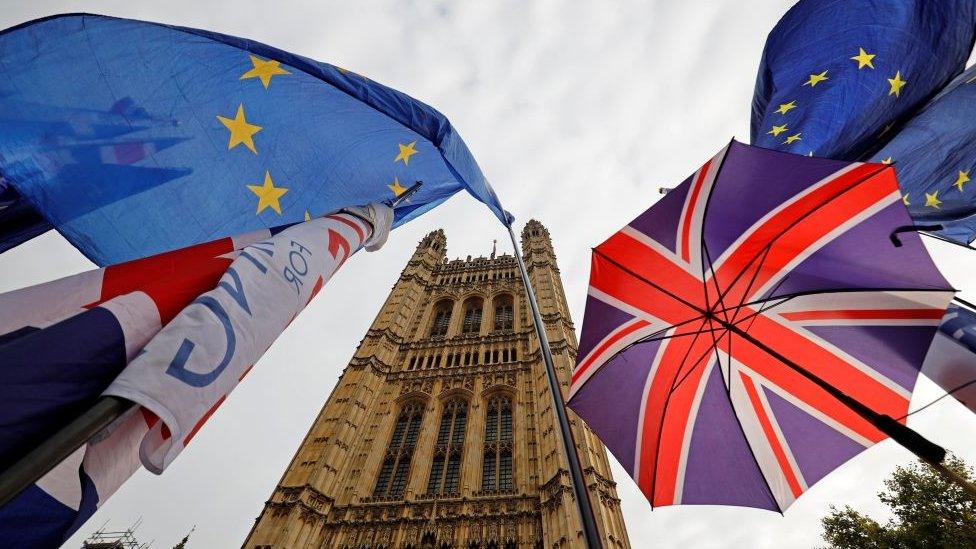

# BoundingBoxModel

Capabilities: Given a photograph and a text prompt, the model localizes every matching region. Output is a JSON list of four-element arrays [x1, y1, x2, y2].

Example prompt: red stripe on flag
[[140, 407, 159, 428], [92, 237, 237, 323], [652, 338, 714, 506], [99, 237, 235, 302], [739, 371, 804, 499], [183, 395, 226, 447], [680, 161, 711, 263], [326, 214, 367, 246], [573, 319, 649, 384], [781, 309, 944, 321], [713, 163, 888, 305], [239, 364, 255, 381]]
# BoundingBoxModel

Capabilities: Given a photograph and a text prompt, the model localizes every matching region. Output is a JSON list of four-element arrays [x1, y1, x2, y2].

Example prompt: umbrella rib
[[694, 276, 789, 514], [702, 163, 889, 314], [725, 277, 794, 335], [695, 195, 786, 511], [684, 238, 785, 515], [699, 237, 735, 392], [700, 237, 734, 325], [716, 350, 785, 515], [649, 316, 712, 508], [724, 246, 777, 326], [700, 230, 743, 396], [668, 325, 725, 398]]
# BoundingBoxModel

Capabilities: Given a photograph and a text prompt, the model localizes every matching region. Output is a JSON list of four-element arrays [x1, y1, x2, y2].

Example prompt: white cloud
[[2, 1, 976, 547]]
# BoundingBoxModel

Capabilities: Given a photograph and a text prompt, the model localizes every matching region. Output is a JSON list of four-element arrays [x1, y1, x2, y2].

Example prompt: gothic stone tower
[[243, 221, 630, 549]]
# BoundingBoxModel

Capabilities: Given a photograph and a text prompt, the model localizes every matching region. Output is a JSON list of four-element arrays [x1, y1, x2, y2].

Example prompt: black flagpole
[[507, 223, 603, 548], [0, 396, 134, 506]]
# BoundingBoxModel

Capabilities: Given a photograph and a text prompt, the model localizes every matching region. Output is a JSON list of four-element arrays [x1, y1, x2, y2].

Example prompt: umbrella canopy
[[567, 140, 955, 512]]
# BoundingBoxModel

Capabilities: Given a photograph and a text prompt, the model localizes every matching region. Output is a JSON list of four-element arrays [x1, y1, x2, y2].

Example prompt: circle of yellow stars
[[768, 46, 908, 151], [764, 46, 973, 213], [215, 55, 420, 218]]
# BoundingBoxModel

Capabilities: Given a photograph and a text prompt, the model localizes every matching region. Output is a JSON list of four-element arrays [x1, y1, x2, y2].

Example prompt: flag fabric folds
[[0, 13, 504, 265], [0, 226, 270, 471], [869, 65, 976, 244], [0, 180, 51, 255], [0, 204, 390, 546], [751, 0, 976, 161], [921, 304, 976, 416], [105, 207, 384, 473]]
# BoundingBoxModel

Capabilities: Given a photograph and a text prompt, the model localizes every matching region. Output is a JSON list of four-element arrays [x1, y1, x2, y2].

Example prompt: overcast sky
[[3, 1, 976, 547]]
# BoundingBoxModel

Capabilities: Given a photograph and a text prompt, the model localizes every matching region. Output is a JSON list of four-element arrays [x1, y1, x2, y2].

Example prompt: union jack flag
[[567, 141, 954, 511]]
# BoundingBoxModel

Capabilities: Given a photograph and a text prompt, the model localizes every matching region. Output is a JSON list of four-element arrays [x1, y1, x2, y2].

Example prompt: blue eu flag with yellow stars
[[0, 14, 506, 265], [870, 64, 976, 244], [751, 0, 976, 161]]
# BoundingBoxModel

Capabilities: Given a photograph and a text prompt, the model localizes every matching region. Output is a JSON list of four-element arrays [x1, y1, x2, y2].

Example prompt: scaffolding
[[81, 519, 151, 549]]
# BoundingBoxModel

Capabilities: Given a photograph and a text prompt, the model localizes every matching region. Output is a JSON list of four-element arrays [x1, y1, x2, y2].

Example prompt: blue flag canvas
[[751, 0, 976, 160], [0, 14, 506, 265], [870, 65, 976, 244]]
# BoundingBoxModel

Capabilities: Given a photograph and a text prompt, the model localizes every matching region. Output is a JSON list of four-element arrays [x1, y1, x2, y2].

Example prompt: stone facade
[[243, 221, 629, 548]]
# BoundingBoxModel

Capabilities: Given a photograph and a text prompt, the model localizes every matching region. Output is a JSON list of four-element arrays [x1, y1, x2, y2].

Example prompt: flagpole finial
[[386, 181, 423, 208]]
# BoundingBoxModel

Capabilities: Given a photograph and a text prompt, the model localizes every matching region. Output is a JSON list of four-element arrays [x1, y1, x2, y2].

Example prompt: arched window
[[462, 297, 483, 334], [493, 295, 514, 331], [482, 394, 514, 492], [426, 398, 468, 495], [373, 401, 425, 499], [430, 300, 453, 337]]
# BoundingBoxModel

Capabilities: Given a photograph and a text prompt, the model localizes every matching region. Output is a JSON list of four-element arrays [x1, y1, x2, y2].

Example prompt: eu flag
[[870, 64, 976, 244], [751, 0, 976, 160], [0, 14, 505, 265]]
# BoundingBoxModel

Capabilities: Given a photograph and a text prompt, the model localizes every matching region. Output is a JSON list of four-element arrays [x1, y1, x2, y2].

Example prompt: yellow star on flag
[[217, 104, 262, 154], [924, 190, 941, 209], [388, 176, 408, 196], [768, 124, 788, 137], [850, 47, 876, 69], [888, 71, 907, 97], [775, 100, 797, 115], [955, 170, 971, 192], [804, 70, 828, 87], [902, 194, 910, 206], [304, 210, 312, 221], [783, 132, 802, 144], [240, 55, 290, 89], [881, 157, 893, 165], [247, 171, 289, 214], [395, 141, 419, 165]]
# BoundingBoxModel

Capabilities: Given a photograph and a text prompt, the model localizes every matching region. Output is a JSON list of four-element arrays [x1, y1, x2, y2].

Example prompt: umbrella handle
[[890, 224, 943, 247], [927, 460, 976, 501], [724, 321, 976, 500], [871, 414, 976, 499]]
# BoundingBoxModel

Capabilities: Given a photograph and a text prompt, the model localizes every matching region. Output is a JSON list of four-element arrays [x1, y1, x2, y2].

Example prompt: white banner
[[105, 205, 391, 473]]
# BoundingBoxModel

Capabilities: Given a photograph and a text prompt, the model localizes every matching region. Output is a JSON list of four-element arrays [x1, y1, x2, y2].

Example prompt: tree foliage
[[821, 456, 976, 549]]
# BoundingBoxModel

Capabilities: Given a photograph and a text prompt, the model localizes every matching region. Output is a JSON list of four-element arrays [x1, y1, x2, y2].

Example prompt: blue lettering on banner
[[238, 250, 268, 273], [218, 267, 252, 315], [283, 240, 312, 294], [165, 296, 237, 387]]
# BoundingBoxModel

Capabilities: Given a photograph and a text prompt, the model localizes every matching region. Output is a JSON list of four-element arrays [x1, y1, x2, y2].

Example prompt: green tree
[[821, 456, 976, 549]]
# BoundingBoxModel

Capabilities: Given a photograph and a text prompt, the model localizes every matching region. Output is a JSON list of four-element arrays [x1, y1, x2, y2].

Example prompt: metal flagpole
[[0, 396, 134, 506], [506, 223, 603, 548], [0, 185, 429, 508]]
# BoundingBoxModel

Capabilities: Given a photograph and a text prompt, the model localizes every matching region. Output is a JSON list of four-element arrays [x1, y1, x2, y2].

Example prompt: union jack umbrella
[[567, 140, 959, 512]]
